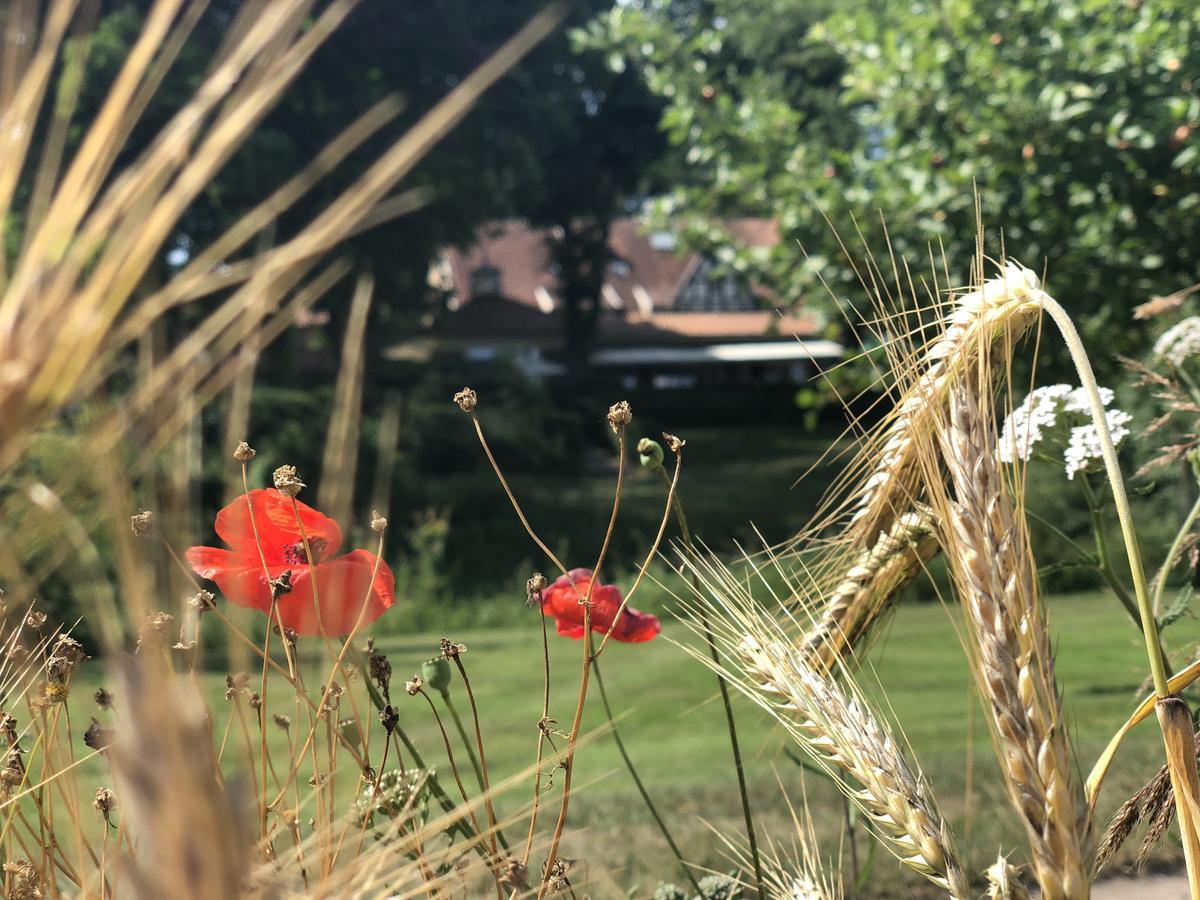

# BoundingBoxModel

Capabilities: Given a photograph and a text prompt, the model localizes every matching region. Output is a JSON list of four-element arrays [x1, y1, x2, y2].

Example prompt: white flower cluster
[[998, 384, 1131, 480], [1154, 317, 1200, 368]]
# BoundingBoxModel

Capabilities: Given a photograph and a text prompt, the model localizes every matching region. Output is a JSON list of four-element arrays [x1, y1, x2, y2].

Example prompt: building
[[387, 218, 843, 392]]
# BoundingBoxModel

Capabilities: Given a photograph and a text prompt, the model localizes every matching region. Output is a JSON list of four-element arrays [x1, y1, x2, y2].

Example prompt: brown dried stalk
[[934, 378, 1089, 898]]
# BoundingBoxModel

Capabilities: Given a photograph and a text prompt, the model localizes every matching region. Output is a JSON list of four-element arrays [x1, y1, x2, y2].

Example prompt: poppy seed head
[[526, 572, 548, 607], [272, 465, 305, 497], [370, 509, 388, 533], [606, 400, 632, 433], [453, 387, 477, 412], [130, 509, 154, 536], [233, 441, 256, 462]]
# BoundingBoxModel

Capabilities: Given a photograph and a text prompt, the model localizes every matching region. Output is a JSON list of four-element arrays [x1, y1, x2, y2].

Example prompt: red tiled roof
[[443, 217, 781, 313]]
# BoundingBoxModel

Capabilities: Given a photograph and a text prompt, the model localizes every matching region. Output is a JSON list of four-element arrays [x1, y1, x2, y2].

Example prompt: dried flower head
[[233, 441, 256, 462], [526, 572, 549, 607], [138, 611, 175, 647], [248, 692, 262, 711], [188, 589, 216, 614], [501, 859, 529, 890], [36, 681, 68, 706], [367, 641, 392, 698], [269, 571, 293, 600], [224, 673, 249, 701], [370, 509, 388, 533], [439, 637, 466, 659], [272, 714, 292, 730], [379, 705, 399, 733], [46, 635, 88, 682], [405, 675, 423, 696], [453, 387, 478, 412], [83, 718, 112, 751], [130, 508, 154, 536], [272, 464, 306, 497], [24, 610, 46, 630], [94, 687, 113, 709], [606, 400, 632, 433], [662, 432, 685, 453], [3, 859, 40, 900], [93, 787, 116, 823]]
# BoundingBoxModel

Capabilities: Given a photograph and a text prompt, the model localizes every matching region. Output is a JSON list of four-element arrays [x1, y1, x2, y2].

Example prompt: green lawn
[[55, 589, 1179, 896]]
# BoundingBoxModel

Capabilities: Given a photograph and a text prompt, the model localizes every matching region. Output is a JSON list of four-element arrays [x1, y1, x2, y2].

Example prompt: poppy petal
[[214, 489, 343, 562], [274, 550, 395, 636], [555, 619, 586, 639], [611, 607, 661, 643], [184, 546, 274, 614]]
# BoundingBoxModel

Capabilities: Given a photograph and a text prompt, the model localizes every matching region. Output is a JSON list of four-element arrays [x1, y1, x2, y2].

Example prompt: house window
[[469, 264, 502, 299], [675, 256, 754, 311], [610, 258, 632, 278]]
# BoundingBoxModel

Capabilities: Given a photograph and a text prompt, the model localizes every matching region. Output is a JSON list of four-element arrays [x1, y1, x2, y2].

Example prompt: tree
[[584, 0, 1200, 371]]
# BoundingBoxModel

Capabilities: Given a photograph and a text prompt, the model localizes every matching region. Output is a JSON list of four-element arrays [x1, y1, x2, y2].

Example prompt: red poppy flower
[[185, 489, 395, 636], [539, 568, 660, 643]]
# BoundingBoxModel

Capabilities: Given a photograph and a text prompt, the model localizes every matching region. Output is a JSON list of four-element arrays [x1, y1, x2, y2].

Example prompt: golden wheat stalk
[[931, 376, 1089, 899], [676, 551, 970, 898], [797, 265, 1046, 667], [800, 504, 937, 671]]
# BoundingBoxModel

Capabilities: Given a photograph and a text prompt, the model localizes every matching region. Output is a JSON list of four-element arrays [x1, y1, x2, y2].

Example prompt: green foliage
[[584, 0, 1200, 373]]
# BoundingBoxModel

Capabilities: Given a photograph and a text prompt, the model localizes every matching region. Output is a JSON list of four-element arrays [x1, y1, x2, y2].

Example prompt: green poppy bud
[[637, 438, 664, 470], [421, 655, 453, 697]]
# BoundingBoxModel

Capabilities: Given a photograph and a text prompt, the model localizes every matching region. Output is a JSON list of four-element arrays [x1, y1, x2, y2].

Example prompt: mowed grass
[[49, 588, 1177, 897]]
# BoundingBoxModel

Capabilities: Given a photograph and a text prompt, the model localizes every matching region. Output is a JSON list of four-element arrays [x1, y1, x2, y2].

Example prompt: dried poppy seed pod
[[404, 674, 423, 696], [453, 387, 477, 412], [130, 509, 154, 536], [94, 687, 113, 709], [370, 509, 388, 533], [272, 713, 291, 731], [526, 572, 549, 607], [188, 589, 215, 614], [233, 441, 256, 462], [272, 465, 305, 497], [83, 718, 112, 750], [439, 637, 466, 658], [662, 432, 686, 453], [637, 438, 664, 470], [93, 787, 115, 822], [607, 400, 632, 433], [25, 610, 46, 630], [421, 656, 453, 697]]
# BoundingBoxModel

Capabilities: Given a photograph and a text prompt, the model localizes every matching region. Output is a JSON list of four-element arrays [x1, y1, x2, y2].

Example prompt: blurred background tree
[[583, 0, 1200, 373]]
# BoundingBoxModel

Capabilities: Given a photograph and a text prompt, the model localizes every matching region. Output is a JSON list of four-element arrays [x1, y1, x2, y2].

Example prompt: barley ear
[[932, 377, 1089, 899]]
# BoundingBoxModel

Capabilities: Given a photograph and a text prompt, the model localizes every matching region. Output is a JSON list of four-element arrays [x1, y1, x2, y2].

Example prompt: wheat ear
[[936, 378, 1089, 899], [678, 555, 970, 898], [801, 504, 938, 672], [800, 265, 1045, 667], [984, 854, 1031, 900], [846, 263, 1045, 546]]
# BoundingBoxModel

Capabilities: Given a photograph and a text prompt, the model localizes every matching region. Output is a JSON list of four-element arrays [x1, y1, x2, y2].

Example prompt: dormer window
[[470, 264, 502, 299]]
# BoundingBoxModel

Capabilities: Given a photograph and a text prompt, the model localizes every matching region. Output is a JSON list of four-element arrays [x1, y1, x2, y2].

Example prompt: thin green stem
[[1154, 491, 1200, 617], [654, 465, 765, 898], [589, 634, 703, 896], [1079, 475, 1143, 631], [1041, 296, 1168, 694]]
